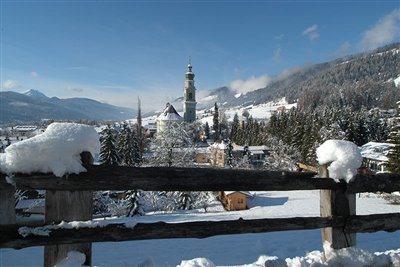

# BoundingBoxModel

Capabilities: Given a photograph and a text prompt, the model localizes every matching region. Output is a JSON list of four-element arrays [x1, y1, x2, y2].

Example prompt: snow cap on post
[[316, 140, 362, 183], [0, 122, 100, 177]]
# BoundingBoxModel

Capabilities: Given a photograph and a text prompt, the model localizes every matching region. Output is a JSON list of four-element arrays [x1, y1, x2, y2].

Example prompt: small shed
[[219, 191, 253, 211]]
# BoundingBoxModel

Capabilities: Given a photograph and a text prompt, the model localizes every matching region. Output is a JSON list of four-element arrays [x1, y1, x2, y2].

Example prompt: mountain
[[0, 90, 136, 124], [23, 89, 49, 101], [195, 42, 400, 111]]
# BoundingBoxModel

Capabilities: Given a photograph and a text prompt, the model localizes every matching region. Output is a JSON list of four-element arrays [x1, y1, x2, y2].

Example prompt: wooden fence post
[[0, 179, 16, 225], [44, 152, 94, 267], [320, 164, 356, 258]]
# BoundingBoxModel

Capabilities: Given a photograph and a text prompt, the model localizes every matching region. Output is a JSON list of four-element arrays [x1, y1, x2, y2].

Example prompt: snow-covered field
[[1, 191, 399, 267]]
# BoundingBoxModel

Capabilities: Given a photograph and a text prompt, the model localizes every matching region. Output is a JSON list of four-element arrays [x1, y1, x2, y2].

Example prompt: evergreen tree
[[230, 113, 240, 143], [213, 102, 220, 142], [99, 125, 120, 166], [219, 110, 229, 140], [117, 123, 139, 167], [204, 122, 210, 140], [136, 97, 145, 160], [226, 140, 234, 167]]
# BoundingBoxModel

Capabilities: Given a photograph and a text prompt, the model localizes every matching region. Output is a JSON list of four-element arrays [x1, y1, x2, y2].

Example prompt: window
[[188, 92, 192, 100]]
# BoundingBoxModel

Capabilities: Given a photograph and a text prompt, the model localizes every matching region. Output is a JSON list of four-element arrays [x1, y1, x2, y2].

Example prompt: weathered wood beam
[[320, 164, 356, 254], [1, 213, 399, 249], [2, 166, 340, 191], [347, 173, 400, 194], [2, 167, 398, 193], [0, 180, 16, 225], [44, 152, 94, 267], [345, 213, 400, 233]]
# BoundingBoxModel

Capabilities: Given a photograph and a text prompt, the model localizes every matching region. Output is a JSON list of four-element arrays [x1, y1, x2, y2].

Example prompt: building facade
[[156, 103, 183, 133]]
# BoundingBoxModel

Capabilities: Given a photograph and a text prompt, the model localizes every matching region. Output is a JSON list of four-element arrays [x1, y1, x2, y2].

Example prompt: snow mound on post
[[316, 140, 362, 183], [0, 122, 99, 177]]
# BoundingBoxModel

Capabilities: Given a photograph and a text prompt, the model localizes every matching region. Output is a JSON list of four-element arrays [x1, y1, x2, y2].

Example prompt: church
[[156, 63, 197, 132]]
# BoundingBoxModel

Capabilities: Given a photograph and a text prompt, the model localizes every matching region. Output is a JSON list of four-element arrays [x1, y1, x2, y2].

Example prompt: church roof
[[157, 103, 183, 122]]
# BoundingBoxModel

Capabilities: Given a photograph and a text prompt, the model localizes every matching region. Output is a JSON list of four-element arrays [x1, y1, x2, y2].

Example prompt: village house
[[219, 191, 253, 211], [209, 142, 270, 167], [360, 141, 395, 173], [209, 142, 228, 167]]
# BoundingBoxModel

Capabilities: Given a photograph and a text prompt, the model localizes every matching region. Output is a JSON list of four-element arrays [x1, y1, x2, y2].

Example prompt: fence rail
[[1, 158, 400, 267], [2, 166, 399, 193], [1, 213, 399, 249]]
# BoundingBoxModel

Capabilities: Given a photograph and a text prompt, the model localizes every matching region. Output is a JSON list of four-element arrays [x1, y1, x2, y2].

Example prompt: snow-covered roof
[[232, 145, 269, 152], [157, 104, 183, 122], [360, 141, 395, 162], [211, 142, 227, 149], [13, 125, 38, 132], [224, 191, 253, 197]]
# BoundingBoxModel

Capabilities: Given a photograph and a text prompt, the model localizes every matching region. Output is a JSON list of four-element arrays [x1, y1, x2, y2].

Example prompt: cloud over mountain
[[359, 8, 400, 50], [230, 75, 272, 94]]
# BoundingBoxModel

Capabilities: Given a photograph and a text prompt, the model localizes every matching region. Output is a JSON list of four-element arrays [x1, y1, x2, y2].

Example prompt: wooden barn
[[219, 191, 253, 211]]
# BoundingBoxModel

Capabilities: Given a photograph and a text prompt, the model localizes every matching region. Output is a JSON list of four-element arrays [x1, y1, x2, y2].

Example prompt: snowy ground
[[1, 191, 399, 267]]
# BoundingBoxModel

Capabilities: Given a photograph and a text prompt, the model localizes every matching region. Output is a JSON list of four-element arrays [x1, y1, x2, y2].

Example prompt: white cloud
[[229, 66, 306, 95], [302, 24, 319, 41], [359, 8, 400, 50], [2, 80, 20, 89], [230, 75, 272, 94]]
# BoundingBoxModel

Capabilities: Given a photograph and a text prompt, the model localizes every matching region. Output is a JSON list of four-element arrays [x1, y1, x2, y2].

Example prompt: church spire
[[183, 60, 197, 123]]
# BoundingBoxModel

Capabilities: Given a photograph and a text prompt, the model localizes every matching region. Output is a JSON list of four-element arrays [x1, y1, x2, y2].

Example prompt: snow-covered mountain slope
[[197, 97, 296, 126], [141, 98, 296, 127]]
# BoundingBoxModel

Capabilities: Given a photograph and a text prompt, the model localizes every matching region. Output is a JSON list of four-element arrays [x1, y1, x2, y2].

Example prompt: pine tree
[[99, 125, 120, 166], [136, 97, 145, 160], [230, 113, 240, 143], [226, 140, 234, 167], [204, 122, 210, 140], [213, 102, 220, 142], [117, 123, 141, 167]]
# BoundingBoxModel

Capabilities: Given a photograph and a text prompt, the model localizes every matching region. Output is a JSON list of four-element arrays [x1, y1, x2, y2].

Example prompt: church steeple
[[183, 60, 197, 123]]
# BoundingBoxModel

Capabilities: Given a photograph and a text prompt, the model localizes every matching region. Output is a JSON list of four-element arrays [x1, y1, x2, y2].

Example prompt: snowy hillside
[[198, 97, 296, 126], [141, 98, 296, 128]]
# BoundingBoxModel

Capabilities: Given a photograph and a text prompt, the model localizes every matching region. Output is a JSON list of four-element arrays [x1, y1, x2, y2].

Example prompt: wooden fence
[[1, 154, 400, 266]]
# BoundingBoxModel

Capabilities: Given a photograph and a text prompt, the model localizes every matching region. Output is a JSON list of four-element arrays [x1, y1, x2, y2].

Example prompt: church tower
[[183, 62, 197, 123]]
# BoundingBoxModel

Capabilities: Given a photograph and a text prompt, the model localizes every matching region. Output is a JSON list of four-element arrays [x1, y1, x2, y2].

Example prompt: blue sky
[[1, 0, 399, 112]]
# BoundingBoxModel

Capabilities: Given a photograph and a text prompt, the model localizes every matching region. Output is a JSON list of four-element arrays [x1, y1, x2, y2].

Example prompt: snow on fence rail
[[1, 154, 400, 267]]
